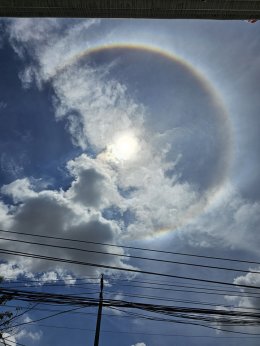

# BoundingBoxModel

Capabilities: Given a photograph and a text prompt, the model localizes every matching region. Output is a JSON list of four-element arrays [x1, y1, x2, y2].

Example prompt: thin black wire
[[29, 323, 260, 339], [3, 277, 260, 298], [108, 306, 260, 336], [5, 302, 260, 326], [104, 289, 260, 312], [6, 305, 87, 336], [3, 304, 135, 320], [2, 276, 221, 289], [109, 281, 260, 298], [2, 287, 260, 321], [2, 279, 251, 305], [1, 229, 259, 266], [110, 305, 260, 329], [2, 338, 27, 346], [1, 283, 101, 293], [5, 308, 260, 340], [4, 287, 260, 313], [1, 248, 260, 290], [2, 288, 260, 335], [0, 303, 39, 329], [0, 235, 259, 275], [6, 281, 260, 301]]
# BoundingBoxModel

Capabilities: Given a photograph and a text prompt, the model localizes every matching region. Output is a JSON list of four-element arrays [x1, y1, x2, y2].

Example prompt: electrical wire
[[0, 248, 260, 290], [2, 287, 260, 336], [28, 323, 260, 339], [104, 289, 260, 312], [2, 287, 260, 324], [3, 277, 260, 299], [1, 229, 259, 266], [0, 235, 259, 275], [2, 338, 27, 346]]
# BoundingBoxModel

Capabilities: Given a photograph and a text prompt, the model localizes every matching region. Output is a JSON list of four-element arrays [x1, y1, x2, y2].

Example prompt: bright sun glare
[[107, 133, 139, 162]]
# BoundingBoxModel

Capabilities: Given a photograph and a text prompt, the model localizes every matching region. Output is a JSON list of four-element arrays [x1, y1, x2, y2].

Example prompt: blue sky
[[0, 18, 260, 346]]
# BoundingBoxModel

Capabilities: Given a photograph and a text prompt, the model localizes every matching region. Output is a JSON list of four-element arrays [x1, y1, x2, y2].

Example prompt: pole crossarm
[[0, 1, 260, 19]]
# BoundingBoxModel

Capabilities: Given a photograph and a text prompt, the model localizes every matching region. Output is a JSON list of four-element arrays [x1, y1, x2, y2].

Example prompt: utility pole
[[94, 274, 104, 346]]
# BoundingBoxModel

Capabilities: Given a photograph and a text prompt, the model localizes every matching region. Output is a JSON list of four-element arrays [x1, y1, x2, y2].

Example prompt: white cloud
[[7, 18, 100, 81], [0, 262, 33, 281], [1, 178, 36, 203], [0, 171, 133, 279], [53, 62, 145, 151], [16, 329, 42, 343], [1, 316, 43, 344], [66, 154, 122, 209], [0, 201, 12, 230], [181, 184, 260, 254], [226, 269, 260, 310], [0, 333, 16, 346], [131, 343, 147, 346], [213, 268, 260, 335]]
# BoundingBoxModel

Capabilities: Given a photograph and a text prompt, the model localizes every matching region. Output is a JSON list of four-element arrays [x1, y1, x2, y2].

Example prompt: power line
[[1, 235, 259, 275], [104, 289, 260, 311], [6, 306, 87, 334], [4, 277, 260, 298], [108, 306, 260, 336], [2, 288, 260, 336], [4, 285, 260, 313], [0, 248, 260, 290], [2, 287, 260, 322], [2, 338, 27, 346], [4, 288, 260, 313], [30, 323, 260, 339], [3, 304, 135, 320], [106, 290, 260, 311], [1, 283, 101, 293], [6, 280, 260, 300], [1, 229, 259, 266], [6, 305, 260, 340], [110, 280, 260, 297], [2, 277, 99, 285]]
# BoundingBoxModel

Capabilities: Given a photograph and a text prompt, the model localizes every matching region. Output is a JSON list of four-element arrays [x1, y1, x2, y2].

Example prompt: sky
[[0, 17, 260, 346]]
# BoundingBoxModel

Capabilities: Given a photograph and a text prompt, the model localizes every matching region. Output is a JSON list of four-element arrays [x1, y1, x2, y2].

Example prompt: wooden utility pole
[[94, 274, 104, 346]]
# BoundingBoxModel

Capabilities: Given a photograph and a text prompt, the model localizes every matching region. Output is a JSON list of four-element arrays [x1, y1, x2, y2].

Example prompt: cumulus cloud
[[225, 269, 260, 311], [1, 178, 36, 203], [213, 268, 260, 336], [180, 184, 260, 254], [16, 326, 42, 343], [0, 333, 16, 346], [0, 315, 42, 346], [66, 154, 122, 209], [131, 343, 147, 346], [0, 168, 133, 280], [0, 262, 33, 281]]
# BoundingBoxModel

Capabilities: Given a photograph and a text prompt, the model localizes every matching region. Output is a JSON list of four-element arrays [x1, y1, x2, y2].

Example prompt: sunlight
[[107, 132, 139, 162]]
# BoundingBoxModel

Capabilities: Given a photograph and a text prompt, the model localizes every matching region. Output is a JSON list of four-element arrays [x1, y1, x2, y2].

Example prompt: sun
[[107, 132, 140, 162]]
